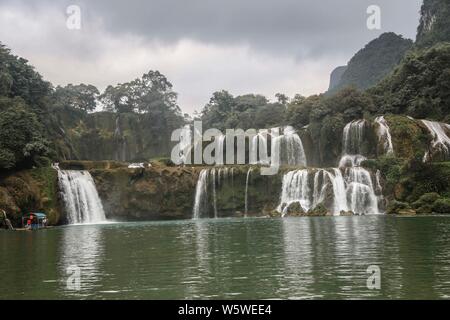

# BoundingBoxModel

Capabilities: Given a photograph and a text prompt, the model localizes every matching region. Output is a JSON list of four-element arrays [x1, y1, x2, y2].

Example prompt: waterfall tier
[[375, 116, 394, 155], [277, 168, 381, 216], [422, 120, 450, 162], [58, 170, 107, 224]]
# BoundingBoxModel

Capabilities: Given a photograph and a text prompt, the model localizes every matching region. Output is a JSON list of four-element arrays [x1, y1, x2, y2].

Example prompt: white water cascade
[[343, 167, 379, 215], [193, 169, 209, 219], [245, 167, 253, 216], [179, 124, 193, 164], [58, 170, 107, 224], [421, 120, 450, 162], [277, 169, 352, 216], [338, 119, 382, 215], [277, 170, 311, 216], [374, 116, 394, 155], [342, 120, 367, 155], [211, 168, 218, 218], [272, 126, 307, 167]]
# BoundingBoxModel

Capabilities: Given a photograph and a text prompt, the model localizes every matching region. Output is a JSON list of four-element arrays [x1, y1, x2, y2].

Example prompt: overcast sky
[[0, 0, 422, 114]]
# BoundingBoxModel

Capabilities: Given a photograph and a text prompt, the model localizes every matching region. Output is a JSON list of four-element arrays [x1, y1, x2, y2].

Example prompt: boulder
[[397, 209, 417, 216]]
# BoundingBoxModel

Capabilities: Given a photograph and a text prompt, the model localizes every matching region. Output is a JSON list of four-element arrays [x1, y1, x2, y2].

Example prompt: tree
[[0, 99, 51, 170], [99, 70, 180, 115], [0, 42, 52, 107], [275, 93, 289, 105], [54, 83, 99, 112]]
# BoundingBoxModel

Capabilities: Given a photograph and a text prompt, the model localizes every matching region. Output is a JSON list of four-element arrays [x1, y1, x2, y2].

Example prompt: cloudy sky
[[0, 0, 422, 114]]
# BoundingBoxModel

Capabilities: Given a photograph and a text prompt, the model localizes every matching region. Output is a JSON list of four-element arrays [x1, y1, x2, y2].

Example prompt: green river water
[[1, 216, 450, 299]]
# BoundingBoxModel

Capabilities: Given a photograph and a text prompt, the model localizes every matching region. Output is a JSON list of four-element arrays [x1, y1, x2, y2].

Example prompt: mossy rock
[[284, 202, 305, 217], [386, 200, 411, 214], [340, 210, 354, 216], [307, 203, 329, 216]]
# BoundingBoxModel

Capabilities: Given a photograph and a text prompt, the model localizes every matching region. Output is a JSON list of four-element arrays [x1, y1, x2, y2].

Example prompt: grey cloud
[[3, 0, 422, 58], [0, 0, 423, 113]]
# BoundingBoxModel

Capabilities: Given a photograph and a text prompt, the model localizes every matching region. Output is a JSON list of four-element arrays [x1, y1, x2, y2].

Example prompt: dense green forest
[[1, 0, 450, 173], [328, 32, 413, 93]]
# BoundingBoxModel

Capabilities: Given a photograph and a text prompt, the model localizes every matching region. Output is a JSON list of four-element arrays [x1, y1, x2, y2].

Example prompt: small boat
[[20, 212, 50, 231]]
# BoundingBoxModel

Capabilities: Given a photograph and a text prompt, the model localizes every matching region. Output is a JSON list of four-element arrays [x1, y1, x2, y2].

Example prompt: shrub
[[432, 198, 450, 214], [412, 192, 441, 209], [386, 200, 411, 214]]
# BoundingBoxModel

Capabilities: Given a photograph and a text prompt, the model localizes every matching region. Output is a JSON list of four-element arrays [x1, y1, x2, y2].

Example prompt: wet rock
[[284, 202, 305, 217], [340, 210, 354, 216], [386, 200, 411, 214], [397, 209, 416, 216], [307, 203, 328, 216]]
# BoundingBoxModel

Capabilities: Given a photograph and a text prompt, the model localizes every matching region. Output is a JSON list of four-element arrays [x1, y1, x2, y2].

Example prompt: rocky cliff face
[[328, 33, 413, 93], [53, 108, 176, 162], [416, 0, 450, 48], [328, 66, 348, 91], [0, 167, 61, 226], [88, 165, 283, 221]]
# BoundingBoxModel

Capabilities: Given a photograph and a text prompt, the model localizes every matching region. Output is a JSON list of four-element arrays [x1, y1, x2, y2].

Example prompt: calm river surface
[[2, 216, 450, 299]]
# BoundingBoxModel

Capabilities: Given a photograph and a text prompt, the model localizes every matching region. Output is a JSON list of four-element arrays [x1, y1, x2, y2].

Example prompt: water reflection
[[3, 216, 450, 299], [58, 224, 105, 297]]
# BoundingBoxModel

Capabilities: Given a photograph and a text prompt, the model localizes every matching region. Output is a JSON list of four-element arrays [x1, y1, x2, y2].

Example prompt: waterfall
[[339, 154, 367, 168], [245, 167, 253, 216], [374, 116, 394, 155], [342, 120, 366, 155], [337, 119, 381, 215], [179, 124, 192, 164], [272, 126, 307, 166], [312, 170, 327, 209], [216, 135, 226, 165], [421, 120, 450, 162], [57, 170, 107, 224], [211, 168, 218, 218], [344, 167, 379, 215], [277, 167, 380, 216], [193, 169, 209, 219], [325, 169, 349, 214], [114, 117, 127, 162], [277, 169, 311, 216]]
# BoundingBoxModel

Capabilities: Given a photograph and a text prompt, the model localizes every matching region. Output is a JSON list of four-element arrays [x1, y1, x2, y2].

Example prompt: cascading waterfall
[[245, 167, 253, 216], [374, 116, 394, 155], [325, 169, 349, 214], [114, 117, 127, 162], [57, 170, 107, 224], [277, 169, 352, 216], [211, 168, 218, 218], [421, 120, 450, 162], [179, 124, 192, 164], [344, 167, 379, 215], [272, 126, 307, 167], [312, 170, 328, 209], [193, 169, 209, 219], [342, 120, 366, 155], [191, 118, 387, 218], [337, 119, 382, 215], [277, 169, 311, 216], [249, 130, 269, 165]]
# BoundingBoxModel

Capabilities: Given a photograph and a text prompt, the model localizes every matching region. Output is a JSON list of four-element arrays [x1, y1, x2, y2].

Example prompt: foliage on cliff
[[199, 91, 286, 131], [0, 43, 53, 171], [370, 43, 450, 121], [0, 167, 60, 226], [416, 0, 450, 48], [329, 33, 413, 93]]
